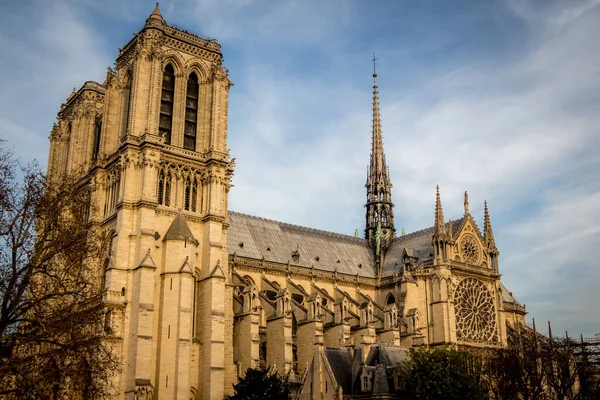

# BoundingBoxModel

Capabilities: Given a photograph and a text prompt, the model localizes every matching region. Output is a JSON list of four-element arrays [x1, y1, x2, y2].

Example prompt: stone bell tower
[[365, 61, 395, 265], [48, 4, 235, 400]]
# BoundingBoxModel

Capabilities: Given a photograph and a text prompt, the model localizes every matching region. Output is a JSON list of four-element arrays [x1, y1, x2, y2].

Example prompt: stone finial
[[146, 3, 165, 26], [433, 185, 446, 237], [464, 191, 469, 215]]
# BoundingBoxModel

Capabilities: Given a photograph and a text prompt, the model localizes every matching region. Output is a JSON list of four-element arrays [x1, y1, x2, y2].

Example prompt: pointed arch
[[162, 52, 185, 74], [159, 64, 175, 144], [185, 61, 210, 83], [385, 293, 396, 305]]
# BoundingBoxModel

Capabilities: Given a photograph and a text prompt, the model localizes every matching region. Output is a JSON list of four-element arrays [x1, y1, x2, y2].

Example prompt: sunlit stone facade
[[46, 5, 525, 399]]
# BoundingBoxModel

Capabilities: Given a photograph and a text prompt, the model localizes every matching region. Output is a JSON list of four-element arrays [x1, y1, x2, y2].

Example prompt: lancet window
[[92, 115, 102, 162], [103, 170, 121, 218], [157, 170, 172, 207], [183, 175, 198, 212], [159, 65, 175, 144], [122, 75, 133, 137], [184, 73, 199, 151]]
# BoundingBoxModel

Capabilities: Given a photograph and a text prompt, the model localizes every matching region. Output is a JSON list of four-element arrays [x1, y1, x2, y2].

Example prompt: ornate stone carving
[[460, 233, 481, 264], [454, 277, 498, 342]]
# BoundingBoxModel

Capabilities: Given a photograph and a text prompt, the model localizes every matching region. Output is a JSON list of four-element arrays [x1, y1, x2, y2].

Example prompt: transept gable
[[452, 215, 489, 267]]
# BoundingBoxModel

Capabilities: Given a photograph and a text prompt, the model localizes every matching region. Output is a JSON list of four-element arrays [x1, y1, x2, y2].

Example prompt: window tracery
[[103, 168, 121, 217], [460, 234, 481, 264], [454, 277, 498, 342]]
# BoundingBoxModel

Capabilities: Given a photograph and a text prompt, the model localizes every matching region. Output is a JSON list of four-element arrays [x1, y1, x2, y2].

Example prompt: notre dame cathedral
[[46, 5, 526, 400]]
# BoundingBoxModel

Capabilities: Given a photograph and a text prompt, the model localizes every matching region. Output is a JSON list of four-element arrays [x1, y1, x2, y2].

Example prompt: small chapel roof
[[324, 348, 353, 394], [227, 211, 375, 277]]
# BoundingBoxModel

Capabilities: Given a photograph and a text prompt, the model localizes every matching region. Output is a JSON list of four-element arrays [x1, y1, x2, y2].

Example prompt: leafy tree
[[0, 144, 119, 399], [396, 347, 489, 400], [226, 367, 290, 400]]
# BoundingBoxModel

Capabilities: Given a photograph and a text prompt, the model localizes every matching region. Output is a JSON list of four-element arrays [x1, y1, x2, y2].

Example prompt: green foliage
[[226, 368, 290, 400], [396, 347, 489, 400]]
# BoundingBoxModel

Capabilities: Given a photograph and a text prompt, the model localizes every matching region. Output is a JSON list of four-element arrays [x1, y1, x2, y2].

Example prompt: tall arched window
[[160, 65, 175, 144], [191, 177, 198, 212], [92, 115, 102, 162], [184, 176, 191, 211], [122, 75, 133, 137], [157, 170, 171, 207], [158, 170, 165, 205], [64, 122, 72, 175], [184, 73, 199, 150]]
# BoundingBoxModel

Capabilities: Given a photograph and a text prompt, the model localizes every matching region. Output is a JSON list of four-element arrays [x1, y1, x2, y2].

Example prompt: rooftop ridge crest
[[228, 211, 368, 243]]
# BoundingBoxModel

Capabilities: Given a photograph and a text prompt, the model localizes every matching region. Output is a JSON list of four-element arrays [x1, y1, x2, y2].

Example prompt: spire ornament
[[464, 191, 469, 215], [483, 200, 498, 253], [483, 200, 500, 270], [432, 186, 450, 263], [146, 3, 165, 27], [365, 58, 395, 262]]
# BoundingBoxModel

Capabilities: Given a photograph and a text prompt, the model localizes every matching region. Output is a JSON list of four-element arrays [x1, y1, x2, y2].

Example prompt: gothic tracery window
[[92, 115, 102, 162], [454, 277, 498, 342], [157, 170, 171, 207], [191, 177, 197, 212], [460, 234, 481, 264], [184, 73, 199, 151], [122, 74, 133, 137], [160, 65, 175, 144]]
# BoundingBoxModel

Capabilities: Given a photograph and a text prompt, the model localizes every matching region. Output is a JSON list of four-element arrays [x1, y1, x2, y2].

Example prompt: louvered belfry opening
[[184, 72, 199, 151], [159, 64, 175, 144]]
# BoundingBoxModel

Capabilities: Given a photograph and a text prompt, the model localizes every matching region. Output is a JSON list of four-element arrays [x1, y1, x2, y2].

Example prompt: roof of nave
[[381, 218, 464, 277], [500, 281, 523, 306], [227, 211, 376, 277]]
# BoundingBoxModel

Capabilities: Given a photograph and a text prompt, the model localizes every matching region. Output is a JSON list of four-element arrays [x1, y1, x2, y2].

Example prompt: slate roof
[[164, 213, 198, 245], [382, 218, 464, 277], [500, 281, 523, 306], [365, 344, 411, 367], [227, 211, 375, 277], [324, 348, 353, 394]]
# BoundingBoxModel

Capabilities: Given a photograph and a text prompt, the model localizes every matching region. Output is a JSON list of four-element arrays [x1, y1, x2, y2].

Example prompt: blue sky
[[1, 0, 598, 336]]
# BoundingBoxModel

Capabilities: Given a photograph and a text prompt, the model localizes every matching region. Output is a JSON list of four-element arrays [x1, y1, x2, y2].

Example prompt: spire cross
[[372, 53, 377, 76]]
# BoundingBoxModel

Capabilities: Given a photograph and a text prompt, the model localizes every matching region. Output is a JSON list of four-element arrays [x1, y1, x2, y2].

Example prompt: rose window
[[454, 278, 498, 342], [460, 234, 480, 264]]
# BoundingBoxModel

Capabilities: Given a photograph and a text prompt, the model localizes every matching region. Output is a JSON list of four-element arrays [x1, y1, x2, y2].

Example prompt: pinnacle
[[146, 2, 165, 26], [484, 200, 497, 249], [434, 186, 446, 236]]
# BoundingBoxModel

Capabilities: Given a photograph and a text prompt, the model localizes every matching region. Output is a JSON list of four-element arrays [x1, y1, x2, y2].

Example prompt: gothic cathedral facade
[[46, 6, 526, 400]]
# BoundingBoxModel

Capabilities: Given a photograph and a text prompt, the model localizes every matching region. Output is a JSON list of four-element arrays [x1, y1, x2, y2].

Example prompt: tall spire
[[365, 55, 395, 261], [368, 53, 388, 187]]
